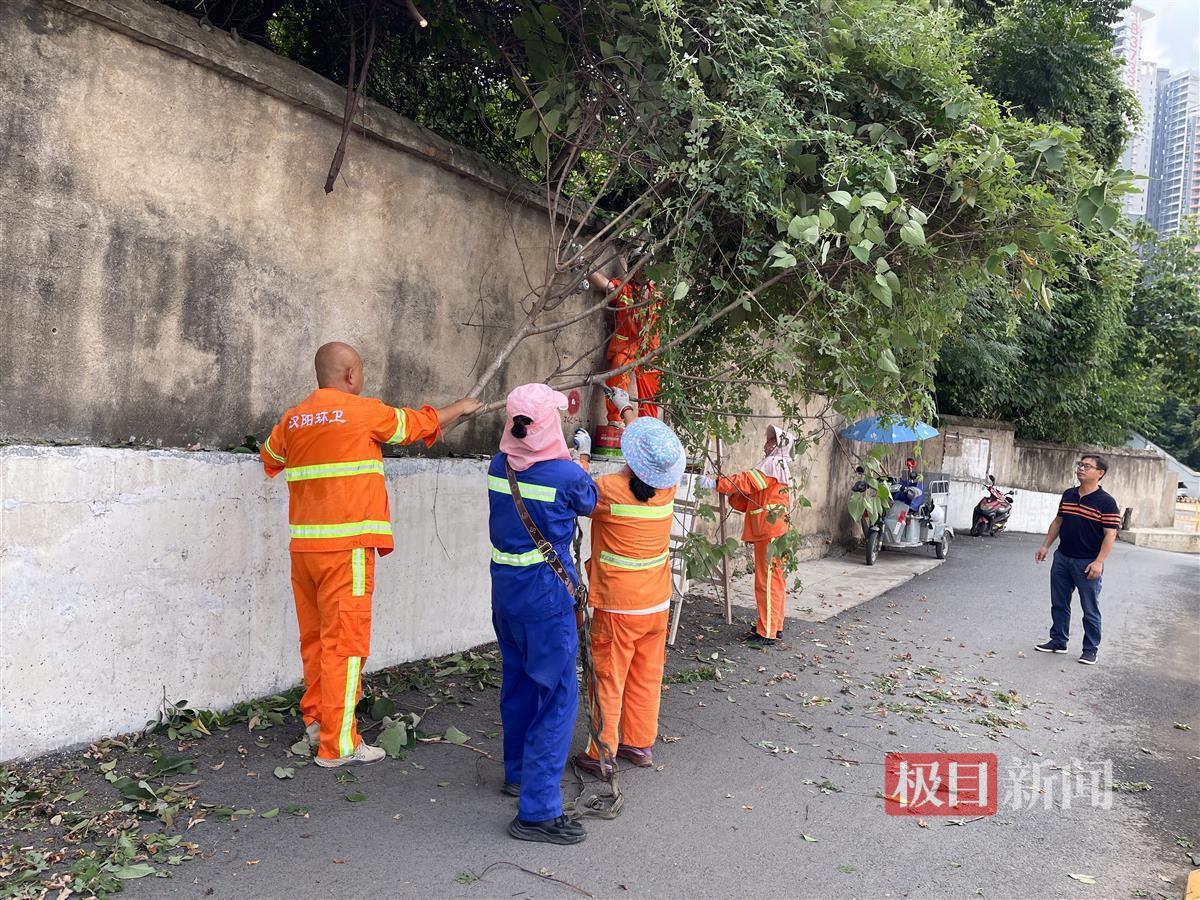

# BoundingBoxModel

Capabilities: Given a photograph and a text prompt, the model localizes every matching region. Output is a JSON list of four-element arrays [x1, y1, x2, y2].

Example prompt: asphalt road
[[130, 534, 1199, 900]]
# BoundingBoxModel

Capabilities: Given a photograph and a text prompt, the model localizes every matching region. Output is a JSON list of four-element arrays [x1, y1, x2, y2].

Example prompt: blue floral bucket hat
[[621, 417, 686, 489]]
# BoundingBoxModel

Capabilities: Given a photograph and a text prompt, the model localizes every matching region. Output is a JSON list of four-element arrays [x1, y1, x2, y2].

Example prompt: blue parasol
[[839, 415, 939, 444]]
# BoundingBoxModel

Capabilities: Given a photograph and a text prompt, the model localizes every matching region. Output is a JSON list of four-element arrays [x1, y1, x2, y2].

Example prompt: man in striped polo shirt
[[261, 342, 480, 765], [1034, 454, 1121, 665]]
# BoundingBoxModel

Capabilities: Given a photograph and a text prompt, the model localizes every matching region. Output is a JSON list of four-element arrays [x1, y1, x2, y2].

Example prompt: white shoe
[[314, 741, 386, 768], [305, 721, 320, 750]]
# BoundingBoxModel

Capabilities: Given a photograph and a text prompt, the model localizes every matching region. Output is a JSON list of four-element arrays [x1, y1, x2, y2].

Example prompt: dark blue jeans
[[1049, 551, 1102, 652]]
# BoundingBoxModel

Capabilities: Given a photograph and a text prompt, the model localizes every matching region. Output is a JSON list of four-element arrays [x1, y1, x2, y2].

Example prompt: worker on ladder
[[699, 425, 796, 646], [570, 387, 686, 778]]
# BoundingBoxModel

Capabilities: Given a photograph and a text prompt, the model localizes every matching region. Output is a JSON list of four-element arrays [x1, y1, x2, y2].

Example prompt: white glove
[[698, 475, 716, 490], [604, 386, 632, 415], [573, 428, 592, 455]]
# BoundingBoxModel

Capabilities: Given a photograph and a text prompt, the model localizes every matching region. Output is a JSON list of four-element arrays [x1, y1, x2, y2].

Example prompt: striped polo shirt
[[1057, 486, 1121, 559]]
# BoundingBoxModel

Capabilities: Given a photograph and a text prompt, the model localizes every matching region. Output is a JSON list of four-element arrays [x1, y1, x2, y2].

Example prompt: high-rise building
[[1147, 70, 1200, 236], [1123, 60, 1159, 220], [1112, 5, 1156, 220], [1112, 4, 1154, 92]]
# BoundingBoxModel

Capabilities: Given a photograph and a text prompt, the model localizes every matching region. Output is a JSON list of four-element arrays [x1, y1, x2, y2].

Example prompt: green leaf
[[998, 243, 1018, 257], [817, 209, 835, 229], [673, 281, 690, 301], [900, 220, 926, 247], [346, 792, 368, 803], [851, 242, 872, 264], [531, 131, 549, 166], [515, 108, 539, 139], [1067, 874, 1097, 884], [877, 349, 900, 374], [112, 864, 157, 880], [870, 274, 893, 306], [1076, 196, 1098, 226], [883, 271, 901, 295], [260, 808, 279, 819], [1088, 185, 1106, 207], [828, 190, 852, 207], [1097, 205, 1119, 229], [273, 767, 295, 780], [769, 253, 798, 269], [908, 207, 928, 225], [860, 191, 887, 209], [882, 168, 897, 194], [443, 725, 470, 745], [541, 109, 562, 134], [379, 722, 408, 758], [111, 777, 157, 801]]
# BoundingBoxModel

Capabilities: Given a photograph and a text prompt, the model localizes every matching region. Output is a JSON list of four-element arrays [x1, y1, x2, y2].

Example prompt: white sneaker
[[305, 721, 320, 750], [314, 741, 386, 768]]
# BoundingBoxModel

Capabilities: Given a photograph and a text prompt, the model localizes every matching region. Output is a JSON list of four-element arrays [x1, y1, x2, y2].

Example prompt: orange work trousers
[[585, 608, 669, 759], [291, 548, 375, 760], [605, 344, 662, 421], [752, 540, 787, 639]]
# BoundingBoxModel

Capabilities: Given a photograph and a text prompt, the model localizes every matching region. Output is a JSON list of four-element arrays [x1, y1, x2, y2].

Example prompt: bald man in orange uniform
[[261, 342, 480, 766]]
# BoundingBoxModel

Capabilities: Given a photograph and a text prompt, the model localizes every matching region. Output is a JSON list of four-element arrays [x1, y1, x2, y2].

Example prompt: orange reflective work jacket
[[608, 279, 663, 354], [260, 388, 441, 554], [586, 473, 677, 612], [716, 469, 790, 543]]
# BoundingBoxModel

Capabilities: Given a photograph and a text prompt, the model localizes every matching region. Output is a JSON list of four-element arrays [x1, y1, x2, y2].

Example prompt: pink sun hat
[[499, 383, 572, 472]]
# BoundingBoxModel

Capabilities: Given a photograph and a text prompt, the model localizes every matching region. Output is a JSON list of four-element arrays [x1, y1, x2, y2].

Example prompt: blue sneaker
[[1078, 650, 1098, 666], [1035, 642, 1067, 653]]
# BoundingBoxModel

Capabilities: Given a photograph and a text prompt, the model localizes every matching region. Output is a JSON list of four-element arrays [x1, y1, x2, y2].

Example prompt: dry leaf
[[209, 762, 225, 771], [917, 819, 929, 828], [1066, 873, 1095, 884], [246, 860, 260, 866]]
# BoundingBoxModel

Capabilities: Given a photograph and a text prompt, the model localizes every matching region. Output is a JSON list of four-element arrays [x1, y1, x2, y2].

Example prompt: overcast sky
[[1137, 0, 1200, 74]]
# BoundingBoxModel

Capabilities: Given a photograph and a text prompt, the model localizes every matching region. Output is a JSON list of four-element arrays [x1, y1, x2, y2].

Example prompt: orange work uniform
[[261, 388, 441, 760], [583, 473, 676, 758], [715, 469, 790, 639], [605, 279, 663, 421]]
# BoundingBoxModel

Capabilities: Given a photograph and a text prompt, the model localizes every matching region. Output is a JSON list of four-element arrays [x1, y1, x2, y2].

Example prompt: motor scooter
[[970, 475, 1015, 536]]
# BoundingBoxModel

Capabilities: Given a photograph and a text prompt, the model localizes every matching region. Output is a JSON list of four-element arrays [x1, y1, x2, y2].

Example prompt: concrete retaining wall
[[0, 445, 501, 761], [0, 0, 604, 454]]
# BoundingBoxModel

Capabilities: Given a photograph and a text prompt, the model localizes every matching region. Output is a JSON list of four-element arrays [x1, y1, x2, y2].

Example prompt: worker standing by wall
[[571, 388, 685, 777], [700, 425, 795, 646], [260, 342, 480, 766], [487, 383, 597, 845]]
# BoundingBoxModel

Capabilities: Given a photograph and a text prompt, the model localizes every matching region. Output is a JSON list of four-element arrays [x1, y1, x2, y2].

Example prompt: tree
[[960, 0, 1137, 168]]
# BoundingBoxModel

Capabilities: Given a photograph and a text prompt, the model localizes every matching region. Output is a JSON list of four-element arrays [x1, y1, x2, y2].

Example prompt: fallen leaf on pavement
[[246, 860, 260, 866], [801, 834, 818, 842], [1067, 873, 1095, 884], [1173, 723, 1191, 731], [273, 767, 295, 780], [917, 819, 929, 828]]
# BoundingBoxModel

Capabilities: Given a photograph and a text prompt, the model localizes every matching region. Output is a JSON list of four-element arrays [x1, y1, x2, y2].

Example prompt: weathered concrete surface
[[1119, 527, 1200, 554], [697, 549, 945, 624], [0, 0, 603, 453], [0, 445, 503, 761]]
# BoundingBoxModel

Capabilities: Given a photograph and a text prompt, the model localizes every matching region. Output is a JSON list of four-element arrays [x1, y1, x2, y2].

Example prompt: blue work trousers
[[1048, 551, 1102, 652], [493, 609, 579, 822]]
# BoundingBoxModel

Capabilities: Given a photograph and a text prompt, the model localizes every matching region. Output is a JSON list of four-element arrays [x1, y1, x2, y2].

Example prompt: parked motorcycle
[[970, 475, 1015, 536]]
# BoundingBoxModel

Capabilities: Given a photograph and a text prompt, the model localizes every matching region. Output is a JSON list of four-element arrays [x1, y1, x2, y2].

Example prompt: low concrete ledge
[[1119, 528, 1200, 555]]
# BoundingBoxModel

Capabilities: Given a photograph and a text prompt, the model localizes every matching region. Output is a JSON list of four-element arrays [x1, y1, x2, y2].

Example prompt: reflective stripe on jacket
[[260, 388, 441, 554], [586, 473, 676, 612]]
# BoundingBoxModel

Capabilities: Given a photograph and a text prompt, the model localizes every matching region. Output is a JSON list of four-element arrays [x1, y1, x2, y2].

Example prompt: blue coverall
[[487, 454, 598, 823]]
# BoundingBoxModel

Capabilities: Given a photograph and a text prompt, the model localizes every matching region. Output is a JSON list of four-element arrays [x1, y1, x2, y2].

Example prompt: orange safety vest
[[586, 473, 677, 611], [260, 388, 441, 554], [608, 278, 663, 353], [717, 469, 790, 543]]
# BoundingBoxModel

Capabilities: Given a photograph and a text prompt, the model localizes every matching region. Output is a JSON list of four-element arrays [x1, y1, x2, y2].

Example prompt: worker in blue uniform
[[487, 383, 597, 845]]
